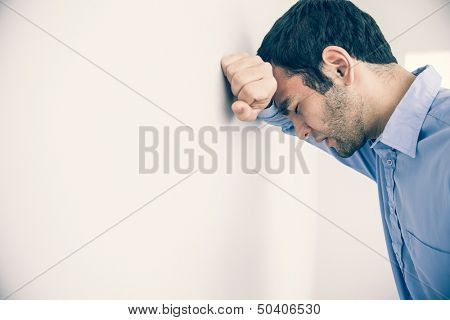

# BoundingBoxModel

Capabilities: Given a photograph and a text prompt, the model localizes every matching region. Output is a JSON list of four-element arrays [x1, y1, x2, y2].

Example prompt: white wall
[[0, 0, 448, 299]]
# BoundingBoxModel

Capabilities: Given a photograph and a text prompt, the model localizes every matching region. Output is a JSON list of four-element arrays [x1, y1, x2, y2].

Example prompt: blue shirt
[[258, 65, 450, 299]]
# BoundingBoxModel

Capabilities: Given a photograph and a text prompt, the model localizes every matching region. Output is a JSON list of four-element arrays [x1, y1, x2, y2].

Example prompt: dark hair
[[257, 0, 397, 94]]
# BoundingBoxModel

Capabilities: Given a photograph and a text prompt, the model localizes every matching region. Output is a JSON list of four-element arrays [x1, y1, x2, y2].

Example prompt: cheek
[[288, 115, 311, 138], [301, 103, 328, 131], [288, 114, 305, 131]]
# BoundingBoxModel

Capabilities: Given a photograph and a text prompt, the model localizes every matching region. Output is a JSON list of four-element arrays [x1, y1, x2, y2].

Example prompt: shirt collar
[[370, 65, 442, 158]]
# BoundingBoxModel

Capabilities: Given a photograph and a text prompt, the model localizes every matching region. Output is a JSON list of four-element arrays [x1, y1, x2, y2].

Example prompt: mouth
[[326, 137, 337, 148]]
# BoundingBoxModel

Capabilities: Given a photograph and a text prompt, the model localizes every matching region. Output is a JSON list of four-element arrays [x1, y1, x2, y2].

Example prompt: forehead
[[272, 65, 316, 107]]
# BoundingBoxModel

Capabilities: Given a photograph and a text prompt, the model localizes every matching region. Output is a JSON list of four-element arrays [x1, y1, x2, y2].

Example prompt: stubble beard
[[324, 85, 366, 158]]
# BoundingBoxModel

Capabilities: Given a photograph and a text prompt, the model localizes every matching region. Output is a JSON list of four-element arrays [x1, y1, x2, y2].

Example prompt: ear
[[321, 46, 354, 86]]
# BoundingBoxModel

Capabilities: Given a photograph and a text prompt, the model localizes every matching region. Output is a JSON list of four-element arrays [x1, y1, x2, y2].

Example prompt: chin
[[336, 149, 357, 158], [335, 138, 366, 158]]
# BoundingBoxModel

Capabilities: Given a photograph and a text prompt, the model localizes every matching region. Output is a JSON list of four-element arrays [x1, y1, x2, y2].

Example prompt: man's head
[[257, 0, 397, 157]]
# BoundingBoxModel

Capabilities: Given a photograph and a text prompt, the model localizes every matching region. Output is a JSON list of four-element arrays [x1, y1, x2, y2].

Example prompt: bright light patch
[[405, 50, 450, 88]]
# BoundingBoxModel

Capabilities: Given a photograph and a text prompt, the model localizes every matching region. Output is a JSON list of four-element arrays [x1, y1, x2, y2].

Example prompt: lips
[[326, 138, 336, 148]]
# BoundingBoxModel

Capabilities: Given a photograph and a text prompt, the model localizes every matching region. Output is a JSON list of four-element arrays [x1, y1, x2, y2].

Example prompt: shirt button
[[386, 159, 393, 166]]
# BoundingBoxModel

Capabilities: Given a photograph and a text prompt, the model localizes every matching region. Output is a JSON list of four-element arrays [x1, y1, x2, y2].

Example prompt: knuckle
[[232, 72, 244, 86], [226, 63, 240, 78], [240, 85, 249, 97], [231, 81, 242, 96], [241, 85, 255, 99], [221, 56, 233, 68], [225, 64, 234, 76]]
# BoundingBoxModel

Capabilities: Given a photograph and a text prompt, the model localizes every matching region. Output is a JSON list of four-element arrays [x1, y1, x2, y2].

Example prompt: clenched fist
[[221, 53, 277, 121]]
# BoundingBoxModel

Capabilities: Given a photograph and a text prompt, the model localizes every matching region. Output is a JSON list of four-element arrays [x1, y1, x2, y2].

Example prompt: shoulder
[[419, 87, 450, 152], [427, 87, 450, 126]]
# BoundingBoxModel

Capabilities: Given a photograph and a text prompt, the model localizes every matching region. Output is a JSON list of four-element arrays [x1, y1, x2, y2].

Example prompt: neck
[[364, 64, 416, 139]]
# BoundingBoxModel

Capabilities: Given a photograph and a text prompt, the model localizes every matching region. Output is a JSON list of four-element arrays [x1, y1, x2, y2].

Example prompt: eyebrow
[[276, 96, 293, 116]]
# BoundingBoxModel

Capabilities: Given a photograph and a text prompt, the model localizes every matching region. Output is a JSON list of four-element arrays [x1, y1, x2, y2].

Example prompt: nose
[[297, 124, 311, 140], [290, 114, 311, 140]]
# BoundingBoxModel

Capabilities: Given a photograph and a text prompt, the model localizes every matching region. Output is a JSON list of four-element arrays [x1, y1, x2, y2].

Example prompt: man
[[221, 0, 450, 299]]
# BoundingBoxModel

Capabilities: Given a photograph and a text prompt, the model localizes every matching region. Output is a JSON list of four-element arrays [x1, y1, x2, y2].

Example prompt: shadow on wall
[[220, 31, 255, 123]]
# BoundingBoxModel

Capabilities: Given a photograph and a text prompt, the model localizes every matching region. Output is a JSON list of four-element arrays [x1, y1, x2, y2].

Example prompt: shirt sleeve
[[257, 102, 296, 136], [257, 102, 377, 181]]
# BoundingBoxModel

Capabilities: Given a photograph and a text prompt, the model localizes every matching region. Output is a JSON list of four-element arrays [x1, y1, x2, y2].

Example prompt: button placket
[[375, 146, 404, 270], [383, 151, 404, 270]]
